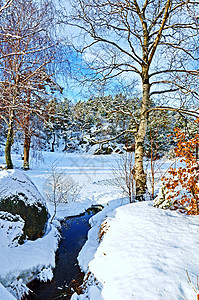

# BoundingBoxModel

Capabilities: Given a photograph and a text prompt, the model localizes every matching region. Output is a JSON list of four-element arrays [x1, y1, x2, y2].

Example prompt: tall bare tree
[[0, 0, 59, 169], [66, 0, 199, 198]]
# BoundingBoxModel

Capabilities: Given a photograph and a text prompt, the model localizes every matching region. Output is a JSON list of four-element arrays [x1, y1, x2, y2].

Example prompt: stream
[[26, 206, 102, 300]]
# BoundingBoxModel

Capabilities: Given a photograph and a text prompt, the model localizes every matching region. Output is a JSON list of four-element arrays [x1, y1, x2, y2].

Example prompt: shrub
[[112, 152, 135, 203], [44, 164, 82, 222], [162, 121, 199, 214]]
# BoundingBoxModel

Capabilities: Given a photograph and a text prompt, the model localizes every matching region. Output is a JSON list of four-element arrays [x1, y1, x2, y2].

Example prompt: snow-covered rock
[[0, 170, 48, 240], [0, 169, 46, 207]]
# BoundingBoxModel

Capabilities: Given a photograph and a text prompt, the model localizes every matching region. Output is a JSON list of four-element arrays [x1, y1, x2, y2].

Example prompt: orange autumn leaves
[[163, 120, 199, 215]]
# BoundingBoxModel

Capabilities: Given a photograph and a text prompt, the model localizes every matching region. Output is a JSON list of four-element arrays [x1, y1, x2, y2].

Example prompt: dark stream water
[[26, 206, 102, 300]]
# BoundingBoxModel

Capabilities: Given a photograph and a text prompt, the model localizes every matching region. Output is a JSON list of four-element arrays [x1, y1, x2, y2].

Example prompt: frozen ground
[[0, 151, 198, 299]]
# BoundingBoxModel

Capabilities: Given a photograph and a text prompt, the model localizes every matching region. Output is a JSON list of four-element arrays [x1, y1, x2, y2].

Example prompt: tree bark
[[23, 92, 31, 170], [23, 130, 31, 170], [51, 132, 56, 152], [133, 81, 150, 200], [5, 111, 14, 169]]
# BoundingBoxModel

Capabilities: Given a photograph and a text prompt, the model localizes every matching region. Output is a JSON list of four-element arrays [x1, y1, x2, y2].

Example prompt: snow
[[0, 151, 199, 299], [0, 222, 60, 298], [0, 212, 24, 248], [75, 201, 199, 300], [0, 169, 46, 207], [0, 152, 123, 298], [0, 283, 16, 300]]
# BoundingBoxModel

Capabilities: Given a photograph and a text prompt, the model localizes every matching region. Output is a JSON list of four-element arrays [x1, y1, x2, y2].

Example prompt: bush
[[160, 122, 199, 214], [44, 165, 82, 222], [112, 152, 135, 203]]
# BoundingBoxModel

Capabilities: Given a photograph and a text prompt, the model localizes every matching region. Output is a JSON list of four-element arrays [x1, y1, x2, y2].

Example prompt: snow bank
[[75, 201, 199, 300], [77, 198, 129, 272], [0, 169, 60, 298], [0, 222, 60, 298]]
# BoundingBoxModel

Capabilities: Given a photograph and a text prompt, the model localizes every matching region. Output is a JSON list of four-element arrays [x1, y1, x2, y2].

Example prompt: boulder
[[94, 144, 113, 155], [0, 170, 48, 241]]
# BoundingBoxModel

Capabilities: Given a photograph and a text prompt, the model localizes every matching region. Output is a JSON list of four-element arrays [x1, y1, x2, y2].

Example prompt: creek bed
[[26, 206, 102, 300]]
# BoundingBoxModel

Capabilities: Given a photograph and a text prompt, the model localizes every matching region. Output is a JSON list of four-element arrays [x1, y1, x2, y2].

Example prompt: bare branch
[[147, 106, 199, 118], [0, 0, 13, 14]]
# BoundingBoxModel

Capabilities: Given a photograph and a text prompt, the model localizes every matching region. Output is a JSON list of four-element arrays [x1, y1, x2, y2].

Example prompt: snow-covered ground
[[0, 151, 199, 299], [73, 201, 199, 300], [0, 151, 123, 299]]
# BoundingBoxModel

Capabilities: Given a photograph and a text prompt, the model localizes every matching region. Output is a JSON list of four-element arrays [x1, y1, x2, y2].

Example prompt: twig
[[186, 269, 199, 296]]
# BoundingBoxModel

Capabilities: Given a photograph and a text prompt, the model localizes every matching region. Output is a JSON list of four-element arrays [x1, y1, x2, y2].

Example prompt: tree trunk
[[23, 130, 31, 170], [5, 112, 14, 169], [23, 93, 31, 170], [133, 81, 150, 200], [51, 132, 56, 152], [50, 203, 57, 223]]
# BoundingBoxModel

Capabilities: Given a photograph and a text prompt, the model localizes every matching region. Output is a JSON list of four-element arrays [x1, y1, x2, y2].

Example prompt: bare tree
[[64, 0, 199, 199], [112, 152, 135, 203], [44, 164, 82, 223], [0, 0, 59, 169]]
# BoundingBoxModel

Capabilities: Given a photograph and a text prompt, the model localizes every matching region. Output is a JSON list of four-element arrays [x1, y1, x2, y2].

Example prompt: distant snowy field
[[0, 151, 198, 299]]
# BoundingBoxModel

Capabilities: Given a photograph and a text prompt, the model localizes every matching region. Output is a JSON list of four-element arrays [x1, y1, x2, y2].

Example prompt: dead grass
[[98, 220, 110, 243]]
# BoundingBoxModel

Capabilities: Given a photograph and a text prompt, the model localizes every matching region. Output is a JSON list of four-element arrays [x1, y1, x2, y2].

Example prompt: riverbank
[[73, 201, 199, 300]]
